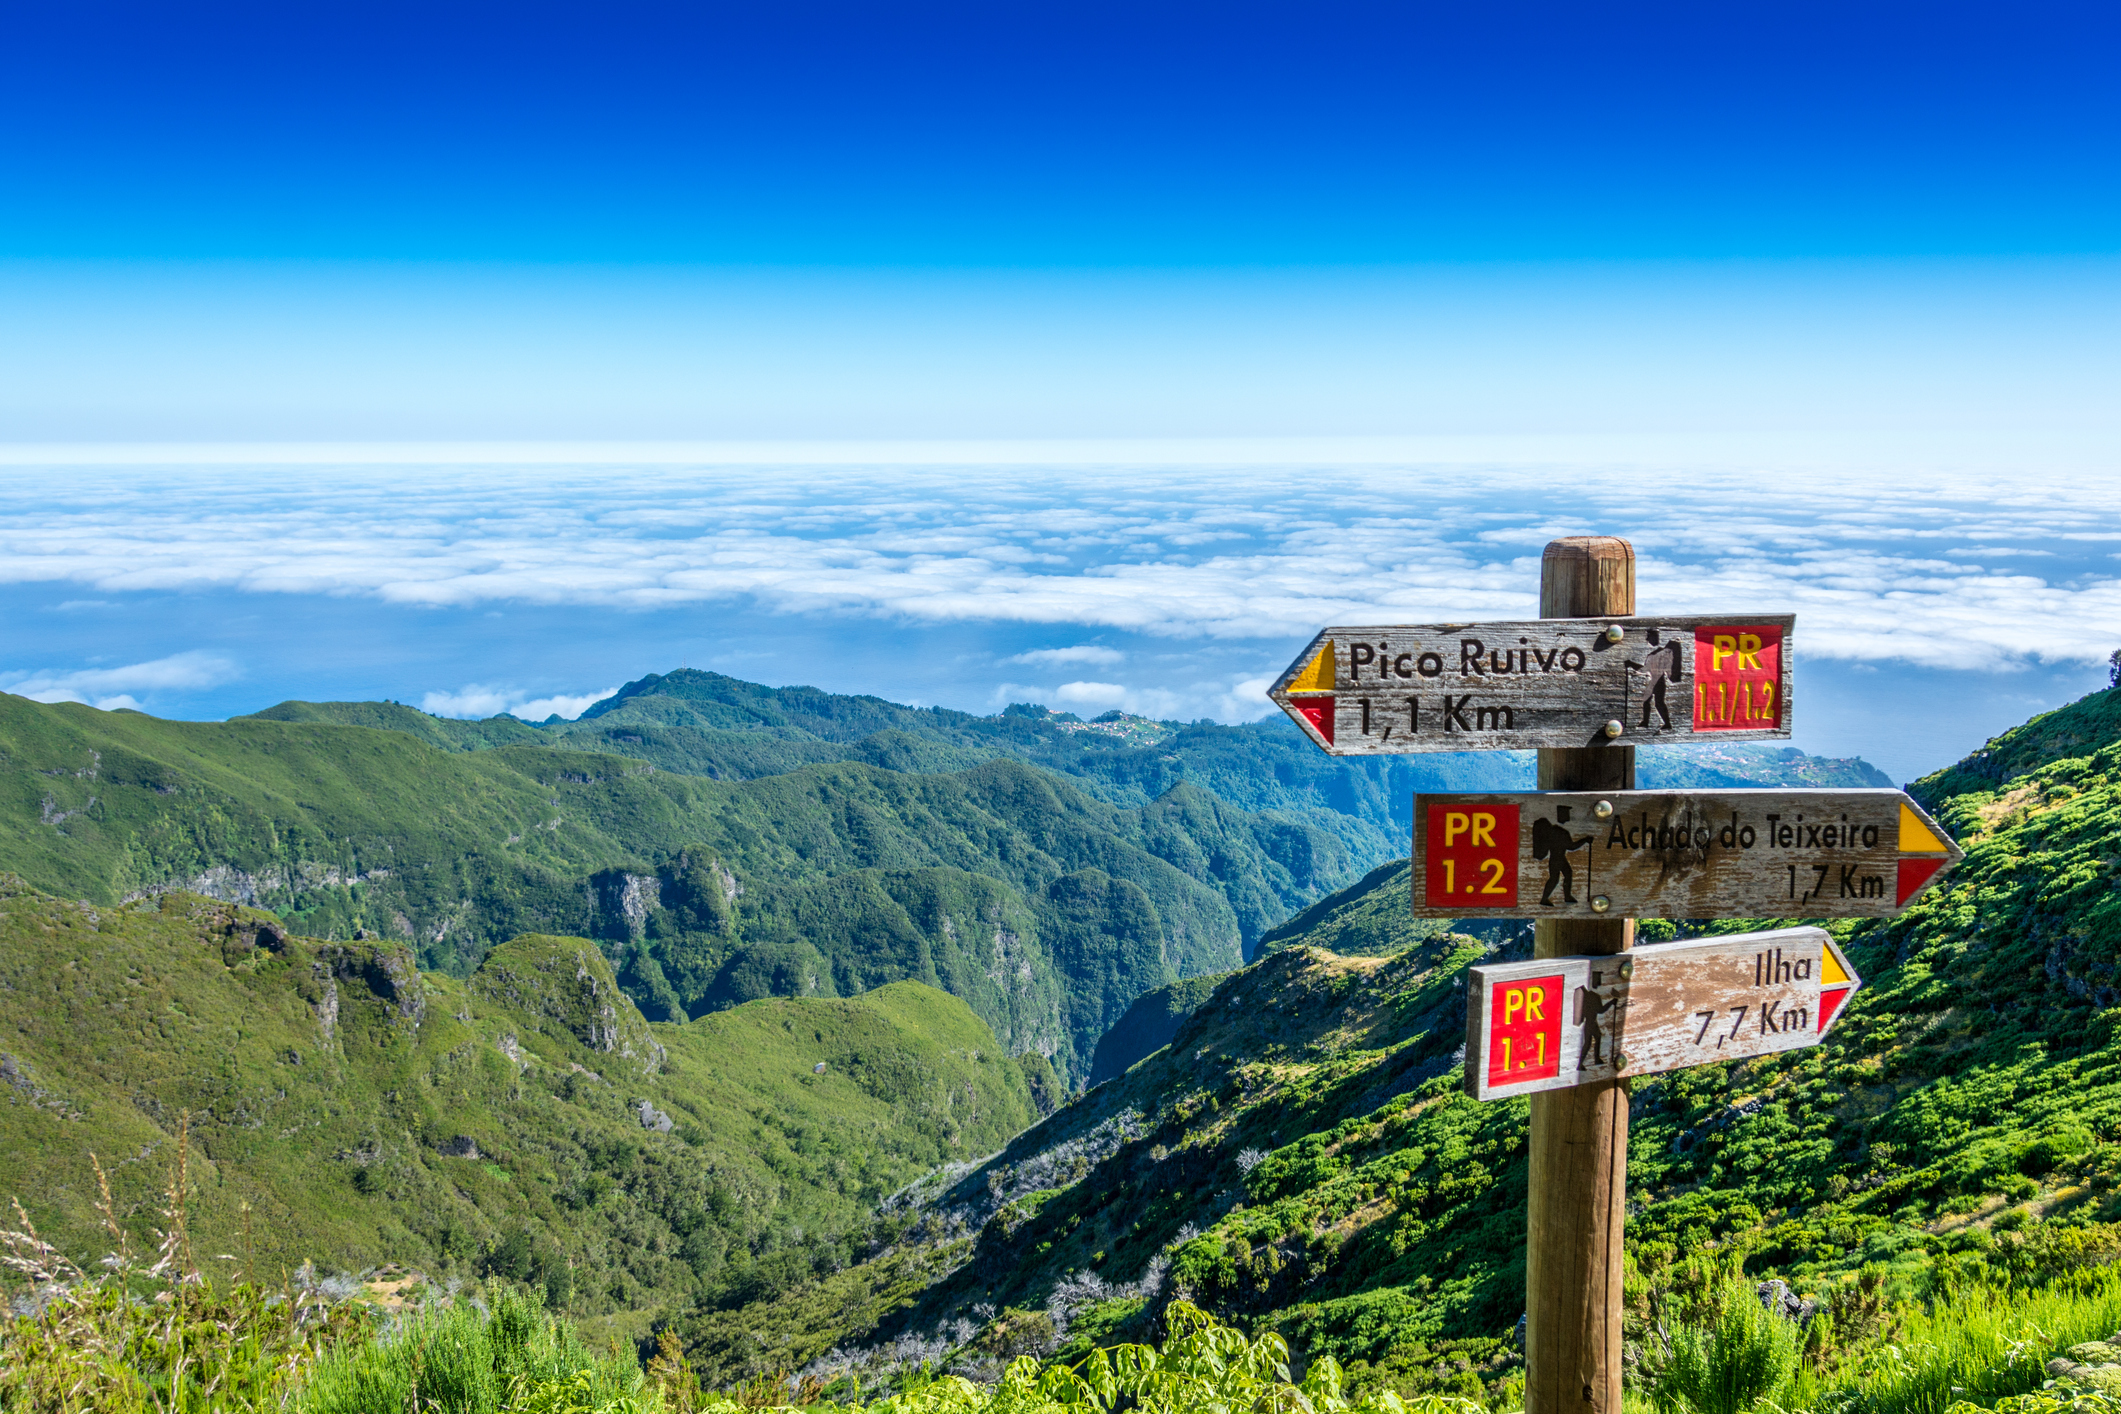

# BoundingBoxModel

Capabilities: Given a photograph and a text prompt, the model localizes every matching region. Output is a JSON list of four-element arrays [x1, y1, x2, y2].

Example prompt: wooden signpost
[[1266, 614, 1795, 752], [1268, 536, 1964, 1414], [1412, 789, 1963, 919]]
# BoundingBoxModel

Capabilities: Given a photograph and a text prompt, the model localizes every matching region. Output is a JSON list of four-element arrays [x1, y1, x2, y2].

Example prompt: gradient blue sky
[[2, 3, 2118, 441], [1, 3, 2116, 783], [6, 2, 2118, 266]]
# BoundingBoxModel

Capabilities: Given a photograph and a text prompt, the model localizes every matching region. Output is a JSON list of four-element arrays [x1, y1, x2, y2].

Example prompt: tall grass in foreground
[[2, 1121, 373, 1414], [1789, 1276, 2121, 1414], [1652, 1277, 1805, 1414], [1634, 1268, 2121, 1414]]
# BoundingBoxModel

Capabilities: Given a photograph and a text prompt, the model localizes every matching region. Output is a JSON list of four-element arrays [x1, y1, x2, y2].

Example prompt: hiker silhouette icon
[[1630, 629, 1686, 730], [1531, 805, 1593, 905]]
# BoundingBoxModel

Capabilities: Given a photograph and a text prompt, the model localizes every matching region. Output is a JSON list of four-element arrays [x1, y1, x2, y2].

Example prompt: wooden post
[[1525, 537, 1636, 1414]]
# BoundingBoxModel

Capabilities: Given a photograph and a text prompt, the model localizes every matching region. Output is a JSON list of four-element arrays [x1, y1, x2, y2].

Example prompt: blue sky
[[5, 2, 2117, 266], [0, 2, 2116, 784]]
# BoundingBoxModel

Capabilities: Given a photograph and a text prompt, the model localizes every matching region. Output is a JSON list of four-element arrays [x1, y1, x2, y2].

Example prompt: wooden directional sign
[[1268, 615, 1794, 753], [1413, 788, 1962, 920], [1464, 925, 1859, 1100]]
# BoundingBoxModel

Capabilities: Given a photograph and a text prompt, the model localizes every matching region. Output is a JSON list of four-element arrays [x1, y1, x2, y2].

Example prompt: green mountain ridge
[[248, 668, 1895, 881], [674, 683, 2121, 1401], [1, 693, 1355, 1079], [0, 879, 1042, 1332], [7, 672, 1885, 1083]]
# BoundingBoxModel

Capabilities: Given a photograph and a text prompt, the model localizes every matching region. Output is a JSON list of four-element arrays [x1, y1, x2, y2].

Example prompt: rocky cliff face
[[470, 933, 666, 1077]]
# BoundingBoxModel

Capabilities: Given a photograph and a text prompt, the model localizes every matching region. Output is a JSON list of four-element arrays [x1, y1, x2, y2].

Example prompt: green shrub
[[2023, 1131, 2098, 1177], [292, 1286, 657, 1414], [1653, 1277, 1800, 1414], [1948, 1391, 2121, 1414]]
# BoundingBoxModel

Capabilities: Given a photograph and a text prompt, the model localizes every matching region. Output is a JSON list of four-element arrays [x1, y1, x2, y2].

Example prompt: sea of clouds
[[0, 455, 2114, 775]]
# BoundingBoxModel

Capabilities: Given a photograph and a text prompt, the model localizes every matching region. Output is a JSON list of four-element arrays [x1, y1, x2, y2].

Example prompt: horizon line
[[0, 431, 2114, 470]]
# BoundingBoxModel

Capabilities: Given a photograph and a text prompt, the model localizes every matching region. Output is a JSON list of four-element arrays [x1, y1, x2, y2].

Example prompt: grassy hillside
[[0, 877, 1040, 1330], [1, 693, 1367, 1077], [676, 684, 2121, 1403]]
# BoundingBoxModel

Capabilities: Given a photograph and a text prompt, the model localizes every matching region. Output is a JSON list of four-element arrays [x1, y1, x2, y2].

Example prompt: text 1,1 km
[[1268, 614, 1794, 755]]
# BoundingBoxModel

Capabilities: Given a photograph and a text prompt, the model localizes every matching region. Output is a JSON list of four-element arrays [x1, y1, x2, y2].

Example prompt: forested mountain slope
[[0, 878, 1042, 1324], [8, 668, 1889, 1082], [251, 668, 1893, 883], [0, 694, 1347, 1078], [675, 683, 2121, 1401]]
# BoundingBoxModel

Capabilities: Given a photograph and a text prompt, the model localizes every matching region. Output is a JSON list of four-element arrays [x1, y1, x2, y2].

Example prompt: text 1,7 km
[[1411, 788, 1963, 921]]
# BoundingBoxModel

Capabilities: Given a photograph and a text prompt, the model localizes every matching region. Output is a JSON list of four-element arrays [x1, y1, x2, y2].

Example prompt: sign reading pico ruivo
[[1464, 926, 1860, 1100], [1413, 788, 1962, 920], [1268, 615, 1794, 753]]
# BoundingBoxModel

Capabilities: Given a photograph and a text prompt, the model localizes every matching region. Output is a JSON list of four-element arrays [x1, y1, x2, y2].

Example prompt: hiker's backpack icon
[[1630, 628, 1687, 731], [1531, 806, 1593, 905]]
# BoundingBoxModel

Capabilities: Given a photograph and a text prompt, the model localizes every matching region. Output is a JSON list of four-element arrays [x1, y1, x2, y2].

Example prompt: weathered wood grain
[[1464, 926, 1858, 1101], [1412, 788, 1963, 920], [1526, 535, 1632, 1414], [1266, 613, 1796, 753]]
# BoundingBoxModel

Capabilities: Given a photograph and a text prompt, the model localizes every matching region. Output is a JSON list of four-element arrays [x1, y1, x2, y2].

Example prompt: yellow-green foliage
[[683, 1303, 1484, 1414], [1253, 862, 1458, 960], [0, 1152, 373, 1414], [0, 1275, 371, 1414]]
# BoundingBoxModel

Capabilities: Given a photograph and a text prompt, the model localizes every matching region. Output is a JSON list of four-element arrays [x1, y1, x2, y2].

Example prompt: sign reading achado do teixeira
[[1267, 615, 1795, 753], [1463, 926, 1860, 1100], [1412, 788, 1964, 920]]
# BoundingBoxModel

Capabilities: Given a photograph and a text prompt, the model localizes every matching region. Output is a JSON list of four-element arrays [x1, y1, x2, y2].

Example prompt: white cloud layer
[[1, 650, 239, 710], [0, 459, 2116, 677], [996, 673, 1283, 724], [1008, 645, 1125, 667], [421, 684, 615, 721]]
